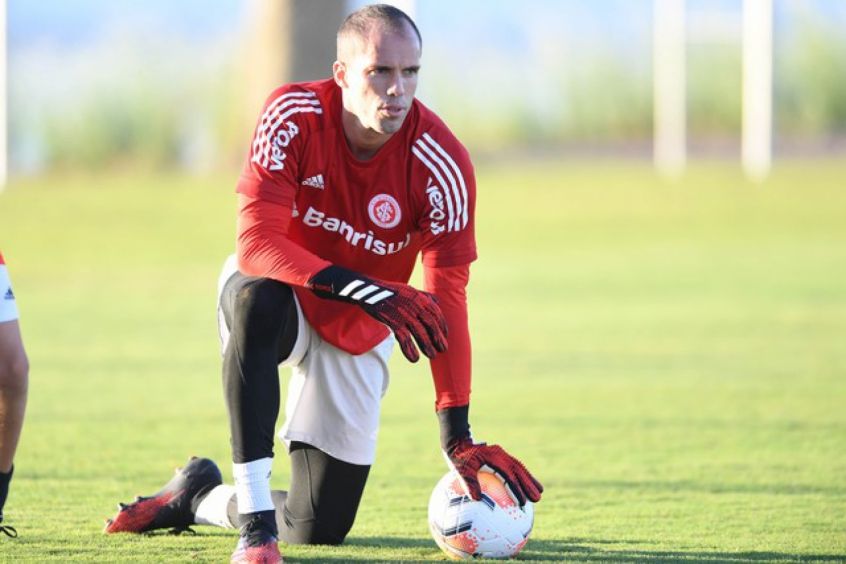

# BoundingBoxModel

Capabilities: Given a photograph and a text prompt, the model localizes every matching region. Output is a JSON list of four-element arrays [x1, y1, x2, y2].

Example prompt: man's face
[[335, 25, 421, 135]]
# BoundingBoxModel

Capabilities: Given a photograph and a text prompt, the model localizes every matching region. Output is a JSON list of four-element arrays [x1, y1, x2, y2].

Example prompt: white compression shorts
[[0, 264, 19, 323], [216, 255, 393, 466]]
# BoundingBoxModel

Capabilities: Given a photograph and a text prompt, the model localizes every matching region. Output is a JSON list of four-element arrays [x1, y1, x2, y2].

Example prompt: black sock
[[0, 466, 14, 522], [236, 508, 278, 538], [227, 490, 288, 530]]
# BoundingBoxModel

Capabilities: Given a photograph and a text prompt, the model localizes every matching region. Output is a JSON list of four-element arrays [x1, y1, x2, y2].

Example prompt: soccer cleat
[[230, 511, 283, 563], [0, 467, 16, 537], [0, 518, 17, 538], [104, 456, 222, 534]]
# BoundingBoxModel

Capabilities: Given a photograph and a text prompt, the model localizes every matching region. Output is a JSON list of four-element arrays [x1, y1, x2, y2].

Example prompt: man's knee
[[0, 352, 28, 396], [282, 511, 354, 546], [230, 277, 294, 335], [281, 443, 369, 546]]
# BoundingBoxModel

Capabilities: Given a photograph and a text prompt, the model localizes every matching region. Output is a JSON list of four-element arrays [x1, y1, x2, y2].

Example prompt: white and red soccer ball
[[428, 470, 534, 559]]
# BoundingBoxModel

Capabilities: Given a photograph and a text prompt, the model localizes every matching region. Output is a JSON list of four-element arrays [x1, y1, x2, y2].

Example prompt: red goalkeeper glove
[[439, 406, 543, 506], [446, 439, 543, 506], [309, 265, 448, 362]]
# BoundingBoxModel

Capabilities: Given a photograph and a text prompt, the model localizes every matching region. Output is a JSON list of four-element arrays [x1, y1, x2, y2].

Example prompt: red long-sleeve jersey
[[236, 78, 477, 409]]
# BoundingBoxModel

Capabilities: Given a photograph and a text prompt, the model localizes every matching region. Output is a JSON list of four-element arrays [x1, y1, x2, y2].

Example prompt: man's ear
[[333, 61, 347, 88]]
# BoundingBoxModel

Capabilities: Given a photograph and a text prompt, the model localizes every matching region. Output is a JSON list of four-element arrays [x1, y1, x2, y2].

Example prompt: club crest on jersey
[[367, 194, 402, 229]]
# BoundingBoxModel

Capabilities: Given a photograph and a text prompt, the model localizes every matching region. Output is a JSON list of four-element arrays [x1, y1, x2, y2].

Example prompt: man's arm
[[237, 193, 330, 286], [425, 263, 543, 507], [425, 264, 472, 410]]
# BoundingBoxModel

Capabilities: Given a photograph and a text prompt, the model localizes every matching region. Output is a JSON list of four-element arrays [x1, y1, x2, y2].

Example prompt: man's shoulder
[[266, 78, 335, 101], [249, 79, 335, 173], [258, 78, 336, 131], [408, 99, 473, 171]]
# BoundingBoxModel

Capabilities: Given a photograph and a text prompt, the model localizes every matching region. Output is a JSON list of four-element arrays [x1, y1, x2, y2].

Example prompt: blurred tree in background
[[777, 20, 846, 138]]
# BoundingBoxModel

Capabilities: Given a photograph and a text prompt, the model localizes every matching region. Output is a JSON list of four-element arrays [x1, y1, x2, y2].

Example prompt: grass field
[[0, 161, 844, 562]]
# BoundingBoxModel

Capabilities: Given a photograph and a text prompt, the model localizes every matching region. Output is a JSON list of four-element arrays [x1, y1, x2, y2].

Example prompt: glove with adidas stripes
[[439, 406, 543, 507], [308, 265, 448, 362]]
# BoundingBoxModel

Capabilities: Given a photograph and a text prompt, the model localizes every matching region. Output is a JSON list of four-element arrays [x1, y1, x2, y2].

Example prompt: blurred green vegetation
[[429, 15, 846, 153], [7, 47, 247, 173], [688, 43, 742, 136], [7, 15, 846, 171], [777, 22, 846, 135]]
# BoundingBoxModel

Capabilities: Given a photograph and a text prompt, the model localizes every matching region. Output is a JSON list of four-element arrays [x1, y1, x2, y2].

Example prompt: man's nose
[[387, 74, 405, 97]]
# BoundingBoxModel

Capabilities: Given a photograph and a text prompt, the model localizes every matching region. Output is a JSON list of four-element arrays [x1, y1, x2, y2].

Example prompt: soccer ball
[[428, 470, 534, 559]]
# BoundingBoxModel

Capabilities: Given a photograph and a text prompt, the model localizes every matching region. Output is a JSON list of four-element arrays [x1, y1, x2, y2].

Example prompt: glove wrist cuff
[[309, 265, 393, 305], [437, 405, 471, 453], [308, 264, 356, 296]]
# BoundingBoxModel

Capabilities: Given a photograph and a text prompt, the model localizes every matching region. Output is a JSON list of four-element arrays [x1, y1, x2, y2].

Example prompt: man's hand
[[446, 438, 543, 506], [309, 265, 448, 362]]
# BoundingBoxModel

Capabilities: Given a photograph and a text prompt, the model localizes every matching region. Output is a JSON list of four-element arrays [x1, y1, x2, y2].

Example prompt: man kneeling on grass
[[104, 5, 542, 563]]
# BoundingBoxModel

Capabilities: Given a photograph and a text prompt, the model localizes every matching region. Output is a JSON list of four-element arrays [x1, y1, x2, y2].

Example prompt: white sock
[[232, 458, 274, 514], [194, 485, 237, 529]]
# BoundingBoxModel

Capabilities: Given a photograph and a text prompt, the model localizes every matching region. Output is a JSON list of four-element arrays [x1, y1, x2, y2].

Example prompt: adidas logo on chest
[[301, 174, 325, 189]]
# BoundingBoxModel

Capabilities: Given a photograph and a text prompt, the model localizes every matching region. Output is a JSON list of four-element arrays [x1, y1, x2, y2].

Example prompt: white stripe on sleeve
[[423, 132, 469, 229], [251, 91, 322, 170], [412, 143, 458, 232]]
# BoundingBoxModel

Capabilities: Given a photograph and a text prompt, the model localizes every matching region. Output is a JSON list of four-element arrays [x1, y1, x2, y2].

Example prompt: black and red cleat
[[230, 511, 283, 563], [104, 456, 222, 534]]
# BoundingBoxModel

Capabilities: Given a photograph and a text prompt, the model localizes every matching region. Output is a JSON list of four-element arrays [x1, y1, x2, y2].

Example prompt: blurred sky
[[7, 0, 241, 47], [9, 0, 846, 51]]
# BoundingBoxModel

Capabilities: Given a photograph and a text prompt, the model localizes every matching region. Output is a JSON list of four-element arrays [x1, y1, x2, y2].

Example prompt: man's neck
[[341, 109, 393, 161]]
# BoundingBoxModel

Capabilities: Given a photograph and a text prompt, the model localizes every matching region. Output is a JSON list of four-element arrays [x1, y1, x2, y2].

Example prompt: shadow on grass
[[296, 537, 846, 563]]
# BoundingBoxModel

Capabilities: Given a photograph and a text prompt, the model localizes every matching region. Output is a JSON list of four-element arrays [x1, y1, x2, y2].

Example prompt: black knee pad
[[231, 277, 294, 336], [280, 442, 370, 546], [223, 275, 298, 362]]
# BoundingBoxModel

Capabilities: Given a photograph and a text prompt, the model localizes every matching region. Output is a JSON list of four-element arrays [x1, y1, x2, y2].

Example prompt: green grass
[[0, 161, 844, 562]]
